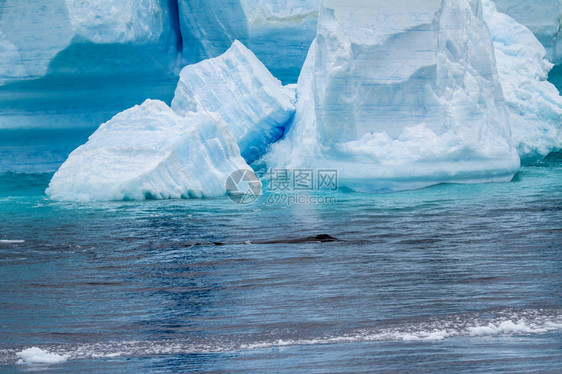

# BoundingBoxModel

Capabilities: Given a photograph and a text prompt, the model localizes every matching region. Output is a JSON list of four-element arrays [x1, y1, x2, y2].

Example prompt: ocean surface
[[0, 151, 560, 373]]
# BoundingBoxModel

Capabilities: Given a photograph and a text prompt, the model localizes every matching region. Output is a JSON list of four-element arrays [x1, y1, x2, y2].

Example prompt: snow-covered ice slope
[[172, 41, 296, 164], [492, 0, 562, 65], [484, 0, 562, 161], [268, 0, 521, 192], [46, 100, 251, 201]]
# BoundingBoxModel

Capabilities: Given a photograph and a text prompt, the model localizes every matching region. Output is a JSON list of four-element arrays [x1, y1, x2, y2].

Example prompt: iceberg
[[46, 100, 251, 201], [172, 40, 296, 164], [3, 0, 561, 180], [47, 40, 291, 201], [492, 0, 562, 65], [268, 0, 521, 192], [483, 0, 562, 162]]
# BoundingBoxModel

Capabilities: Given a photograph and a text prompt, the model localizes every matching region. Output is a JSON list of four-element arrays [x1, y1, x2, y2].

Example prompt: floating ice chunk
[[483, 0, 562, 162], [46, 100, 251, 201], [16, 347, 67, 365], [268, 0, 520, 192], [172, 40, 296, 164]]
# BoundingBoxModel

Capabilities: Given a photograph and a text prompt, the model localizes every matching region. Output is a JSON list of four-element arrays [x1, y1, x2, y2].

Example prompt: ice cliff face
[[0, 0, 179, 137], [269, 0, 521, 192], [241, 0, 321, 82], [492, 0, 562, 65], [0, 0, 171, 85], [483, 0, 562, 161], [0, 0, 320, 90], [178, 0, 320, 83]]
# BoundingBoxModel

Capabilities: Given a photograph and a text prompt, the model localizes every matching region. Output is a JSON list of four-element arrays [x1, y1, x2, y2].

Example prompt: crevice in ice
[[547, 64, 562, 93], [168, 0, 183, 54]]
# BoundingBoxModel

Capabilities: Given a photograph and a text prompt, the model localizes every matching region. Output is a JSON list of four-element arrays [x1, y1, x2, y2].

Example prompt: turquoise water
[[0, 153, 560, 372]]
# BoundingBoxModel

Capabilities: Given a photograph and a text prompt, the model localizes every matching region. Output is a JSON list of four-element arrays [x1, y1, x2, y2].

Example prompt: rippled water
[[0, 154, 561, 373]]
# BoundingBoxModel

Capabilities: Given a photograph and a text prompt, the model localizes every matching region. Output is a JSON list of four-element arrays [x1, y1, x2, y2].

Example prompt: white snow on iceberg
[[268, 0, 521, 192], [483, 0, 562, 162], [46, 100, 251, 201], [172, 40, 296, 164]]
